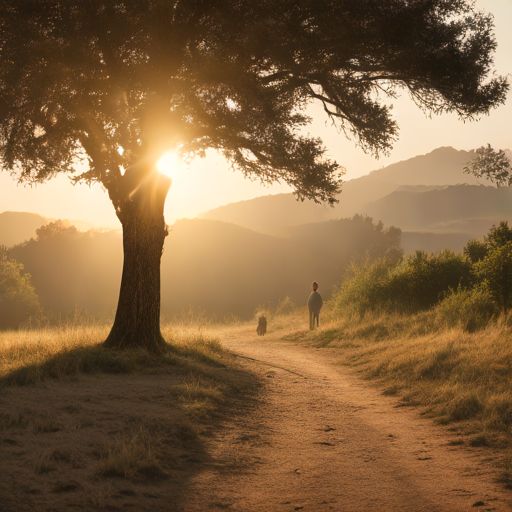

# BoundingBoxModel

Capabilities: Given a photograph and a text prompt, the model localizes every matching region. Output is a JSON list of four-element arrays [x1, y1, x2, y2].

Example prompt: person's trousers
[[309, 310, 319, 330]]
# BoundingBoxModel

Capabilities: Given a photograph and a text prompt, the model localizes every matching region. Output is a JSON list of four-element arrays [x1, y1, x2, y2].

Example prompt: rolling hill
[[0, 212, 49, 248], [0, 211, 94, 247], [202, 147, 512, 251], [4, 216, 400, 321], [363, 184, 512, 233], [202, 147, 496, 235]]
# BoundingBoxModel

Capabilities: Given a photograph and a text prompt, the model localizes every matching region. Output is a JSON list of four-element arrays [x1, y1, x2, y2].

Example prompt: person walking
[[308, 281, 323, 330]]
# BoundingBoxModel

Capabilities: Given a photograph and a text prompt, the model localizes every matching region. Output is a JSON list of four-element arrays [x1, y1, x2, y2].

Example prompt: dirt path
[[178, 325, 512, 512]]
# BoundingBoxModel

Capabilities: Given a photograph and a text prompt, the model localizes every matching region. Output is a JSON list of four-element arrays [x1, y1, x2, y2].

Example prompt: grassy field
[[0, 323, 257, 511]]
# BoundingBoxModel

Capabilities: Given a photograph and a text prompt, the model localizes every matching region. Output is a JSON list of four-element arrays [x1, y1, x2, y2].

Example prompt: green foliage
[[337, 222, 512, 321], [332, 258, 395, 315], [349, 215, 403, 262], [463, 238, 488, 264], [475, 242, 512, 315], [464, 144, 512, 187], [463, 221, 512, 265], [459, 222, 512, 316], [0, 247, 40, 329], [35, 221, 80, 241], [484, 220, 512, 250], [435, 284, 498, 332], [333, 250, 472, 315]]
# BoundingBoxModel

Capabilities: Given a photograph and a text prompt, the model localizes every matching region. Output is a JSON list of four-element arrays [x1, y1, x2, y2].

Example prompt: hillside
[[200, 193, 329, 236], [203, 147, 496, 235], [5, 216, 400, 321], [364, 184, 512, 234], [0, 212, 49, 247], [361, 146, 483, 186], [0, 211, 94, 247]]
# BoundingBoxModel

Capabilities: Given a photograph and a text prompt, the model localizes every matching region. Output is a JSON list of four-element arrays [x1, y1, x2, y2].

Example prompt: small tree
[[463, 238, 488, 264], [484, 221, 512, 251], [463, 221, 512, 263], [463, 144, 512, 187], [475, 242, 512, 316], [0, 247, 40, 329], [0, 1, 508, 351]]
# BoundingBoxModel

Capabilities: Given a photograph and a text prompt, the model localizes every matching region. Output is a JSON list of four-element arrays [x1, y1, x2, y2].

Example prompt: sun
[[156, 151, 180, 179]]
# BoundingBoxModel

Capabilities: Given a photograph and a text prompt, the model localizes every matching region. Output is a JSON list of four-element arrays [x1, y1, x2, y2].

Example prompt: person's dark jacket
[[307, 291, 323, 313]]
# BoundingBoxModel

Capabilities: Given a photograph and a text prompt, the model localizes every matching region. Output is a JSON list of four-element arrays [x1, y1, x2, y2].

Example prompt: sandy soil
[[178, 325, 512, 512], [2, 324, 511, 511]]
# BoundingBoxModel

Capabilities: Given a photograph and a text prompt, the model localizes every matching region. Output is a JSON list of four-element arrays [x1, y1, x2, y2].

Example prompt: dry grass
[[33, 447, 84, 475], [173, 374, 225, 416], [0, 323, 231, 387], [0, 322, 257, 511], [97, 428, 165, 481]]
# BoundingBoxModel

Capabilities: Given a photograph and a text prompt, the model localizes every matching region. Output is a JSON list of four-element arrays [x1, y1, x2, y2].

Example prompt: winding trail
[[179, 325, 511, 512]]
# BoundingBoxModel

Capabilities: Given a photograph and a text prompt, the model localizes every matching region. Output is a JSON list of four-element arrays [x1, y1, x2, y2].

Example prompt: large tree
[[0, 0, 508, 351]]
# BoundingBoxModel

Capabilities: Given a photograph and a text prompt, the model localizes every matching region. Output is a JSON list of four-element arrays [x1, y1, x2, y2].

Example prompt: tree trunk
[[104, 166, 171, 352]]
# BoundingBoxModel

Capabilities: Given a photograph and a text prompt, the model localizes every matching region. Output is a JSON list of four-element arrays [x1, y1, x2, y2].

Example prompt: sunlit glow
[[226, 98, 238, 110], [156, 151, 181, 179]]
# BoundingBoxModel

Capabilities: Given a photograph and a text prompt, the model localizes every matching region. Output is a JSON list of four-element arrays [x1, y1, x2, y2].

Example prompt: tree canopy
[[0, 247, 40, 329], [0, 0, 508, 212], [464, 144, 512, 187]]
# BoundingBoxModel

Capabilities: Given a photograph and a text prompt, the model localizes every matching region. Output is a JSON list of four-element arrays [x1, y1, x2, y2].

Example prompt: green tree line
[[1, 215, 401, 329], [334, 221, 512, 330]]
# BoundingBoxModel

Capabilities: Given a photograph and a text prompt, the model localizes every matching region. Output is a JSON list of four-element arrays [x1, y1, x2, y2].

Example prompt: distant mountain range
[[364, 184, 512, 234], [201, 147, 512, 247]]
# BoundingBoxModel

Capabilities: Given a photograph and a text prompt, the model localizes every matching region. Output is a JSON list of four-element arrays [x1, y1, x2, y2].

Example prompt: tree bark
[[104, 165, 171, 352]]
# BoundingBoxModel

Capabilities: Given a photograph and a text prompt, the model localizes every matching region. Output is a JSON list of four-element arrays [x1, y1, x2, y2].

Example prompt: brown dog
[[256, 316, 267, 336]]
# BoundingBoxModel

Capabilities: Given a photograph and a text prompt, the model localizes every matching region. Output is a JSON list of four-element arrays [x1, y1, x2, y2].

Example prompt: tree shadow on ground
[[0, 343, 259, 511]]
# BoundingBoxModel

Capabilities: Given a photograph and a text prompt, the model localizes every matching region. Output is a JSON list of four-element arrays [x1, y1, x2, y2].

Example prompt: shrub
[[463, 238, 488, 263], [475, 242, 512, 315], [484, 220, 512, 250], [435, 284, 498, 332], [333, 250, 472, 315], [331, 257, 395, 315], [0, 248, 40, 329]]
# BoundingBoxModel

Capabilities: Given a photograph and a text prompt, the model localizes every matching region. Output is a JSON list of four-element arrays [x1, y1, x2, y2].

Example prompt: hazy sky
[[1, 0, 511, 228]]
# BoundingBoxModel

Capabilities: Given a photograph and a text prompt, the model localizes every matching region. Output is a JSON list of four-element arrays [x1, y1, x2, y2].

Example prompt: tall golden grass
[[0, 322, 234, 386]]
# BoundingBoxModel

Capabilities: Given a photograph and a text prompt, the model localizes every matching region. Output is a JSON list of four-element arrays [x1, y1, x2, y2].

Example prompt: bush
[[331, 257, 395, 315], [484, 220, 512, 250], [463, 238, 488, 263], [435, 284, 498, 332], [474, 242, 512, 315], [0, 248, 40, 329], [333, 250, 472, 315]]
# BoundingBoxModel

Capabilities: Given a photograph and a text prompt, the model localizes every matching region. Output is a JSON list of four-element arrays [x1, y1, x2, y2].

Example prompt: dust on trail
[[178, 325, 512, 512]]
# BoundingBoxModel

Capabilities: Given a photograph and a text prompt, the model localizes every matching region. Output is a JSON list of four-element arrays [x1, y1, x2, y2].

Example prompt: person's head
[[312, 281, 319, 291]]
